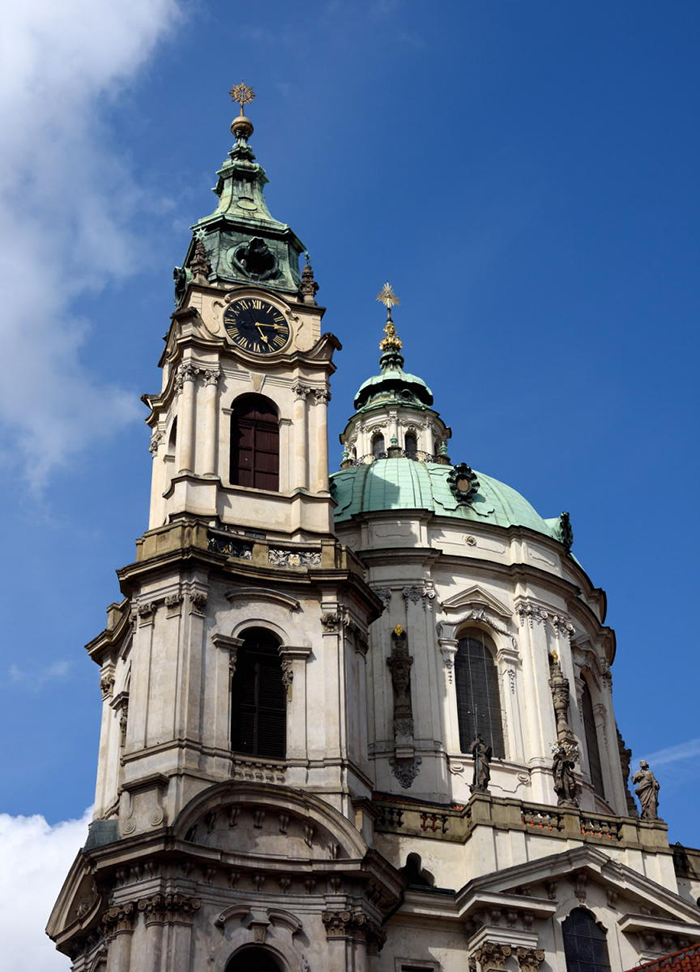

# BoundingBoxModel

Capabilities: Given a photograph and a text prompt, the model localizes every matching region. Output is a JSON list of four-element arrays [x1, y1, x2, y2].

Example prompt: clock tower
[[48, 88, 396, 972]]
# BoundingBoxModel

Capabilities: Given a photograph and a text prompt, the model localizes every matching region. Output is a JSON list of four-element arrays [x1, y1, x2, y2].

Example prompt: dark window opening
[[226, 946, 283, 972], [582, 681, 605, 799], [231, 628, 286, 759], [454, 630, 505, 757], [563, 908, 611, 972], [230, 394, 279, 491], [405, 432, 418, 457], [372, 433, 385, 458]]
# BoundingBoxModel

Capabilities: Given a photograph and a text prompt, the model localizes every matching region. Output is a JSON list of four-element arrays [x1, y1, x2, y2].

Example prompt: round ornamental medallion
[[447, 463, 480, 505]]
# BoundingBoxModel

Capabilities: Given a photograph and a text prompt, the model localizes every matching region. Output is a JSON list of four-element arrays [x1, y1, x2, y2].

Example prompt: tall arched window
[[231, 628, 286, 759], [581, 680, 605, 799], [563, 908, 611, 972], [230, 394, 279, 490], [404, 431, 418, 457], [372, 433, 385, 458], [454, 630, 505, 757], [226, 947, 283, 972]]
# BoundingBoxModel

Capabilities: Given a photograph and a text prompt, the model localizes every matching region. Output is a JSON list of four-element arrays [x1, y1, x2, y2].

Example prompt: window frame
[[453, 627, 505, 758]]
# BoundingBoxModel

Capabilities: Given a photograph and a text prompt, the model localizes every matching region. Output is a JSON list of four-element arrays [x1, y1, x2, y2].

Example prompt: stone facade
[[47, 107, 700, 972]]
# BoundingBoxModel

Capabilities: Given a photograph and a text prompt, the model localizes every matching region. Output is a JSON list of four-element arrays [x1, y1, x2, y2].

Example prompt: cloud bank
[[0, 0, 180, 486], [0, 807, 91, 971]]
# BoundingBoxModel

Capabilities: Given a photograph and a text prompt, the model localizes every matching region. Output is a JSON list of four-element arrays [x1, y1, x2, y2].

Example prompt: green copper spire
[[173, 84, 306, 302]]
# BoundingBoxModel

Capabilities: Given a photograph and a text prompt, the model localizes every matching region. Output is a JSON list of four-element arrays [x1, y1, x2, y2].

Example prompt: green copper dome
[[353, 349, 433, 412], [331, 458, 564, 542]]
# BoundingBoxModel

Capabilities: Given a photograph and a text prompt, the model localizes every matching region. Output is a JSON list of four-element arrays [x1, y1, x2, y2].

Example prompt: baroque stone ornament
[[617, 726, 638, 817], [633, 759, 661, 819], [474, 942, 512, 972], [548, 653, 579, 758], [390, 755, 422, 788], [515, 947, 545, 972], [232, 237, 279, 281], [552, 742, 580, 808], [447, 463, 480, 505], [470, 734, 492, 793], [269, 548, 322, 567], [137, 893, 201, 926], [387, 625, 414, 737], [207, 535, 253, 559], [188, 235, 212, 280], [300, 253, 319, 304], [558, 511, 574, 551]]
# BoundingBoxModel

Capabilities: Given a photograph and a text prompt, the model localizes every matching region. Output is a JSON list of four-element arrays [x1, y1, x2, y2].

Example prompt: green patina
[[353, 349, 433, 413], [174, 121, 305, 300], [331, 458, 567, 544]]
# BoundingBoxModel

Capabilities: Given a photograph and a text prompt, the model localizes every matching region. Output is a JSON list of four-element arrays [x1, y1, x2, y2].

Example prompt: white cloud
[[9, 659, 72, 689], [645, 738, 700, 768], [0, 0, 181, 487], [0, 807, 91, 971]]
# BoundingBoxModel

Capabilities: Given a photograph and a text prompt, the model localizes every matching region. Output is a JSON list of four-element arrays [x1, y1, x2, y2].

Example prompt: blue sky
[[1, 0, 699, 913]]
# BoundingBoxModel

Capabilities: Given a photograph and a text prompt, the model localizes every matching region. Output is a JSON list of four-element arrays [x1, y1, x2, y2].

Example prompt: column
[[202, 369, 220, 477], [103, 902, 136, 972], [312, 388, 330, 492], [292, 383, 309, 490], [176, 364, 198, 474]]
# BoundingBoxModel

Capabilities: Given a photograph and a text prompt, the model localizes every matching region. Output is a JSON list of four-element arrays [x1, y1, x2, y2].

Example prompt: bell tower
[[48, 88, 398, 972]]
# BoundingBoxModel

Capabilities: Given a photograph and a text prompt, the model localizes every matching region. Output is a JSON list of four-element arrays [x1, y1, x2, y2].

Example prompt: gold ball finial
[[377, 282, 403, 352], [229, 81, 255, 138]]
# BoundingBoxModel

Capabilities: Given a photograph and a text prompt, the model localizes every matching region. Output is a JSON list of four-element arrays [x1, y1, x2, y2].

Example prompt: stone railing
[[373, 792, 669, 853], [134, 519, 366, 578], [347, 449, 448, 466]]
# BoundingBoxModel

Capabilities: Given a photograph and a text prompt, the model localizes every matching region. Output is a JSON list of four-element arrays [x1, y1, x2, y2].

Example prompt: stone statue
[[470, 734, 492, 793], [552, 743, 579, 808], [633, 760, 660, 820]]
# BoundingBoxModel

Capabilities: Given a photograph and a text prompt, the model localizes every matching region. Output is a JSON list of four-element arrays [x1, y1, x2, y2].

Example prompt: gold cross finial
[[377, 282, 403, 352], [229, 81, 255, 115]]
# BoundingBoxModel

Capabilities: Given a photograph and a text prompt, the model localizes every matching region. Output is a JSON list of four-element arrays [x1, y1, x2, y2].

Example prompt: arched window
[[581, 680, 605, 799], [372, 433, 385, 458], [226, 946, 283, 972], [167, 417, 177, 453], [404, 432, 418, 457], [563, 908, 611, 972], [454, 630, 505, 757], [231, 628, 286, 759], [230, 394, 279, 491]]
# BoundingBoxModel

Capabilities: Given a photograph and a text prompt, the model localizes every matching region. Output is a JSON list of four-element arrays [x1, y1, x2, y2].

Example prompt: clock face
[[223, 297, 290, 354]]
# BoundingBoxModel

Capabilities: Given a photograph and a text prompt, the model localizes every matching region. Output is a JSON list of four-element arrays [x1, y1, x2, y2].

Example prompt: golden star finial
[[377, 282, 400, 309], [229, 81, 255, 115], [377, 282, 403, 352]]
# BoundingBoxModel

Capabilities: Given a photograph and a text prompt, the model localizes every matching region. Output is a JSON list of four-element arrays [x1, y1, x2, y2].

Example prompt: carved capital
[[149, 429, 163, 454], [515, 948, 545, 972], [280, 658, 294, 699], [203, 369, 220, 386], [99, 668, 115, 700], [102, 901, 137, 936], [137, 893, 201, 926], [188, 590, 207, 615], [312, 388, 331, 404], [321, 910, 385, 951], [293, 382, 312, 400], [176, 362, 199, 388], [474, 942, 512, 972]]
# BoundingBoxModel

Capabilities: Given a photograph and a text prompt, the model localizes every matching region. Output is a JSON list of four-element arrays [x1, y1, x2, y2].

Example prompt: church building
[[48, 87, 700, 972]]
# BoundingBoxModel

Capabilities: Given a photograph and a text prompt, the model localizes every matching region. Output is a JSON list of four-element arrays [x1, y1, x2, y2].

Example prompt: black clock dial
[[223, 298, 290, 354]]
